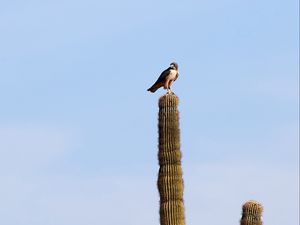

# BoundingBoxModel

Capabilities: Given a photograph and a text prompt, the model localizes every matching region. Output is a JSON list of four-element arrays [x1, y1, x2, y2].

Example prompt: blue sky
[[0, 0, 298, 225]]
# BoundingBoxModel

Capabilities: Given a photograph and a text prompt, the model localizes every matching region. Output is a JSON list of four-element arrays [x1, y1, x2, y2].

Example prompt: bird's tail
[[147, 84, 160, 93]]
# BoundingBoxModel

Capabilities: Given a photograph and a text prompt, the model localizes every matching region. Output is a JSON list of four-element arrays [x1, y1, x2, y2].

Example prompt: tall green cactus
[[240, 200, 263, 225], [157, 93, 185, 225]]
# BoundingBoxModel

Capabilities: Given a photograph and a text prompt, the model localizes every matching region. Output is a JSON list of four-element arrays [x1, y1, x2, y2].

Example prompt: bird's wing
[[147, 67, 172, 92], [154, 67, 171, 84]]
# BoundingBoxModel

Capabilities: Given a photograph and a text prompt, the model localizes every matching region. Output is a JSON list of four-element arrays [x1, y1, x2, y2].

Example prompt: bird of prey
[[147, 62, 179, 93]]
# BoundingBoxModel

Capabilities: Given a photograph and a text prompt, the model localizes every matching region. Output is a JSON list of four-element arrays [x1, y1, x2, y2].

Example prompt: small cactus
[[240, 200, 263, 225], [157, 93, 185, 225]]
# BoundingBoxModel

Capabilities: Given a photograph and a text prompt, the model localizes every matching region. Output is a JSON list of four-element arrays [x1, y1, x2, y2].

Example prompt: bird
[[147, 62, 179, 93]]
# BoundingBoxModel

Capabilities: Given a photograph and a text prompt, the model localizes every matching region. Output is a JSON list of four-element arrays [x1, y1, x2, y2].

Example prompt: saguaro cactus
[[240, 200, 263, 225], [157, 93, 185, 225]]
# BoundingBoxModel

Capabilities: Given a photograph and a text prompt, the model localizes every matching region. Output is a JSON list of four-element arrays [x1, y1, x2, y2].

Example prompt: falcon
[[147, 62, 179, 93]]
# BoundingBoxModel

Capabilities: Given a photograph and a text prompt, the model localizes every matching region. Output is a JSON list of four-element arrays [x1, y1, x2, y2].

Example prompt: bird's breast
[[169, 69, 178, 80]]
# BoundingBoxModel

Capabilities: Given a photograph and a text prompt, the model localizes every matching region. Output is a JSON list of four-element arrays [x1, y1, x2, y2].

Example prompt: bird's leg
[[167, 83, 171, 93], [165, 80, 170, 93], [167, 80, 173, 94]]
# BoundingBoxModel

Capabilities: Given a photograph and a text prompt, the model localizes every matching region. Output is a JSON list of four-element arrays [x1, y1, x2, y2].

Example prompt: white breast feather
[[169, 69, 177, 80]]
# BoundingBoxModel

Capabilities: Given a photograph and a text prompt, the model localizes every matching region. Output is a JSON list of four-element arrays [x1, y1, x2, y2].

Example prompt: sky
[[0, 0, 299, 225]]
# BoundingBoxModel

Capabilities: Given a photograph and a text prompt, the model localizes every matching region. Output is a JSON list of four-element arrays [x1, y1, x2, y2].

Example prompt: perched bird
[[147, 62, 179, 93]]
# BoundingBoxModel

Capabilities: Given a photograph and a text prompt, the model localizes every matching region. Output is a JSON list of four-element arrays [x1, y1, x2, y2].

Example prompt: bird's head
[[170, 62, 178, 70]]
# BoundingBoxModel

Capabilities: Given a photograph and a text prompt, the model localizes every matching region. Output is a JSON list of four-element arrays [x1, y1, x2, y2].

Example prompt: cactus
[[157, 93, 185, 225], [240, 200, 263, 225]]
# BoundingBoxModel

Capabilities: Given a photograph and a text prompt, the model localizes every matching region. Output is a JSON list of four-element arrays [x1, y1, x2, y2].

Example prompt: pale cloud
[[0, 174, 158, 225], [0, 120, 297, 225], [0, 161, 297, 225], [0, 124, 74, 174]]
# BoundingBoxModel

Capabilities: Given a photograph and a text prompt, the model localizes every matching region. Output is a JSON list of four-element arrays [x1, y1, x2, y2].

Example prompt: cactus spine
[[240, 200, 263, 225], [157, 93, 185, 225]]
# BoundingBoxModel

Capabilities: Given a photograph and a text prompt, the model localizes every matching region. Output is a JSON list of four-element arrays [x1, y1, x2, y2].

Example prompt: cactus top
[[242, 200, 263, 215], [158, 93, 179, 108], [240, 200, 263, 225]]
